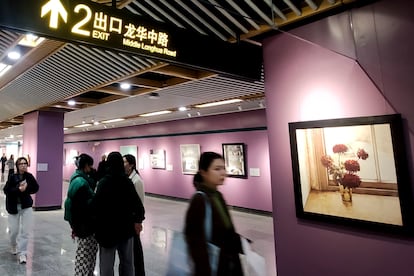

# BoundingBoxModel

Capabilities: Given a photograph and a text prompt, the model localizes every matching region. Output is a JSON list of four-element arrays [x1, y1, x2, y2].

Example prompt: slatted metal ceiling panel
[[126, 0, 278, 41], [64, 73, 265, 127], [0, 30, 20, 56], [0, 43, 157, 121]]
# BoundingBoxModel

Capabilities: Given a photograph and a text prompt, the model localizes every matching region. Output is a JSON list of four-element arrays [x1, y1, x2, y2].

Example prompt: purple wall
[[25, 111, 64, 209], [264, 0, 414, 275], [64, 110, 272, 212]]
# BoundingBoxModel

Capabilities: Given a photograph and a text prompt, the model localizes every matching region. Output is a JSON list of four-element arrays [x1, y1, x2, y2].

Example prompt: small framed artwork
[[222, 143, 247, 178], [289, 114, 414, 234], [150, 149, 166, 169], [180, 144, 201, 174]]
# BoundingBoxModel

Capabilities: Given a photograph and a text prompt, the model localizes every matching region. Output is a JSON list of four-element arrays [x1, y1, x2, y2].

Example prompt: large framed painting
[[180, 144, 200, 174], [288, 114, 414, 234], [222, 143, 247, 178], [150, 149, 166, 169]]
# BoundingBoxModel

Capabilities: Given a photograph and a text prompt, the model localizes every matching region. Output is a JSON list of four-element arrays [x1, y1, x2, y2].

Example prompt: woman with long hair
[[123, 154, 146, 276], [185, 152, 243, 275]]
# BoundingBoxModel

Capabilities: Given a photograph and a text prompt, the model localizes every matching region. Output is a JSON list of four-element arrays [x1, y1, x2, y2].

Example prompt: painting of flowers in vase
[[289, 114, 412, 232]]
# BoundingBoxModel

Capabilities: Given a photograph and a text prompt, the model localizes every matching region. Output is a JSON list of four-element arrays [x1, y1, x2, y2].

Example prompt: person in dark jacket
[[64, 153, 98, 276], [185, 152, 243, 276], [92, 151, 145, 276], [3, 156, 39, 264]]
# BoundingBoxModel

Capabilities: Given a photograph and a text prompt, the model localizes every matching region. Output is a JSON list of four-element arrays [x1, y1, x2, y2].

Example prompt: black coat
[[92, 172, 145, 248], [3, 172, 39, 214]]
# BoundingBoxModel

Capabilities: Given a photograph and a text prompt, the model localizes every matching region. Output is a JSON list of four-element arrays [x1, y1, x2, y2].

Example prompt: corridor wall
[[64, 109, 272, 212]]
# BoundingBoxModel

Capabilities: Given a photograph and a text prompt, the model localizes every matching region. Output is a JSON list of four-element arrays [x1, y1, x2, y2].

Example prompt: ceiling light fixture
[[139, 110, 172, 117], [18, 34, 45, 47], [178, 106, 187, 111], [195, 99, 243, 108], [7, 51, 21, 60], [101, 118, 125, 123], [120, 83, 131, 90], [68, 99, 76, 106], [148, 92, 160, 99], [237, 105, 242, 111], [0, 63, 12, 77], [74, 123, 92, 128]]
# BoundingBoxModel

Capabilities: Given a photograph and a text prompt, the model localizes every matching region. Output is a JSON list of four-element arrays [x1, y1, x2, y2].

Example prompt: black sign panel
[[0, 0, 262, 80]]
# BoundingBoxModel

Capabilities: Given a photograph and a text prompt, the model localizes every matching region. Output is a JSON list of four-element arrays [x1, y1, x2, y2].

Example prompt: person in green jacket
[[64, 153, 98, 276]]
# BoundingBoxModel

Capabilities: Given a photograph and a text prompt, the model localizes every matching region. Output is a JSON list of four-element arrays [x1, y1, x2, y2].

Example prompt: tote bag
[[166, 192, 220, 276]]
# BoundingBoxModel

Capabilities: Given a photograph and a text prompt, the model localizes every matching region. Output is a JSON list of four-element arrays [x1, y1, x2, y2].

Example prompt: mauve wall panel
[[263, 0, 414, 274], [36, 111, 64, 208]]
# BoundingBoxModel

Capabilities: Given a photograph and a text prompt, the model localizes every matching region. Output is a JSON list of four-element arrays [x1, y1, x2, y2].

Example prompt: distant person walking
[[1, 153, 7, 174], [7, 154, 14, 179], [3, 157, 39, 264]]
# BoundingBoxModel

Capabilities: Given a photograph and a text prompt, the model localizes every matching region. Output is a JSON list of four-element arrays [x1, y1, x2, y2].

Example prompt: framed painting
[[150, 149, 166, 169], [289, 114, 414, 234], [222, 143, 247, 178], [180, 144, 200, 174]]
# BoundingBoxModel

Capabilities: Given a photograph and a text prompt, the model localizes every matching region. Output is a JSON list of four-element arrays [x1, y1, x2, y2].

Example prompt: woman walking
[[185, 152, 243, 276], [3, 156, 39, 264]]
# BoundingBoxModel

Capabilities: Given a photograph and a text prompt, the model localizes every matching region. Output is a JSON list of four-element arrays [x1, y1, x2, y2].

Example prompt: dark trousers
[[1, 165, 4, 173], [133, 234, 145, 276]]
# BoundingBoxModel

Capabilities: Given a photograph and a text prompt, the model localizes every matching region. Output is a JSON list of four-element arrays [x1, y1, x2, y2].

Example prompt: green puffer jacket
[[64, 170, 96, 238]]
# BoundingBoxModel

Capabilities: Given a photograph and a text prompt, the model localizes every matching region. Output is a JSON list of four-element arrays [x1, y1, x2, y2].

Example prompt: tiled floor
[[0, 179, 276, 276]]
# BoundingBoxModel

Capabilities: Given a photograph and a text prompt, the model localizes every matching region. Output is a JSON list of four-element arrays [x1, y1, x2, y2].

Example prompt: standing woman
[[64, 153, 98, 276], [185, 152, 243, 276], [3, 157, 39, 264], [123, 154, 145, 276], [93, 152, 145, 276]]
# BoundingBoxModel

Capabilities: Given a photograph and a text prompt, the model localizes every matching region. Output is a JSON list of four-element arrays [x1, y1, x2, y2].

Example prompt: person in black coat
[[3, 156, 39, 264], [92, 151, 145, 276]]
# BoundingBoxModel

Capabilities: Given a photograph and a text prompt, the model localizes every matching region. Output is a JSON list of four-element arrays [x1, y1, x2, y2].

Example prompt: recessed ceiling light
[[195, 99, 243, 108], [7, 51, 21, 60], [120, 83, 131, 90], [68, 100, 76, 106], [0, 63, 12, 77], [18, 34, 45, 47], [178, 106, 187, 111], [74, 123, 92, 128], [139, 110, 172, 117], [101, 118, 125, 123]]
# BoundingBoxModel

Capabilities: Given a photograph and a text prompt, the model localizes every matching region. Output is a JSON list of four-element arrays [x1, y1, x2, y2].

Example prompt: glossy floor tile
[[0, 180, 276, 275]]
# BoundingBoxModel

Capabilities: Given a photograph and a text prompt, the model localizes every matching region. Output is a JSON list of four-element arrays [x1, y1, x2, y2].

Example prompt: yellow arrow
[[41, 0, 68, 29]]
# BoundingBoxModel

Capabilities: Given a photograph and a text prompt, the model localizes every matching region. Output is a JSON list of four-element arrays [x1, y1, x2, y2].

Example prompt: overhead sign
[[0, 0, 262, 81]]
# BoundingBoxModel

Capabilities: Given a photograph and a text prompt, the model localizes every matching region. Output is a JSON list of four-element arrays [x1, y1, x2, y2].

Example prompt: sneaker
[[19, 254, 26, 264], [10, 246, 17, 255]]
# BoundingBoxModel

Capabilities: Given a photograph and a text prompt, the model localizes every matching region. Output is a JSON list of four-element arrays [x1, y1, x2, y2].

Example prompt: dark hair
[[15, 157, 28, 174], [106, 151, 124, 174], [75, 153, 94, 170], [193, 152, 223, 187], [123, 154, 140, 175]]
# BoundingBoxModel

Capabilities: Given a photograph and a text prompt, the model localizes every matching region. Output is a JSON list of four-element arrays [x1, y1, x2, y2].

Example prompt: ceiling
[[0, 0, 363, 142]]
